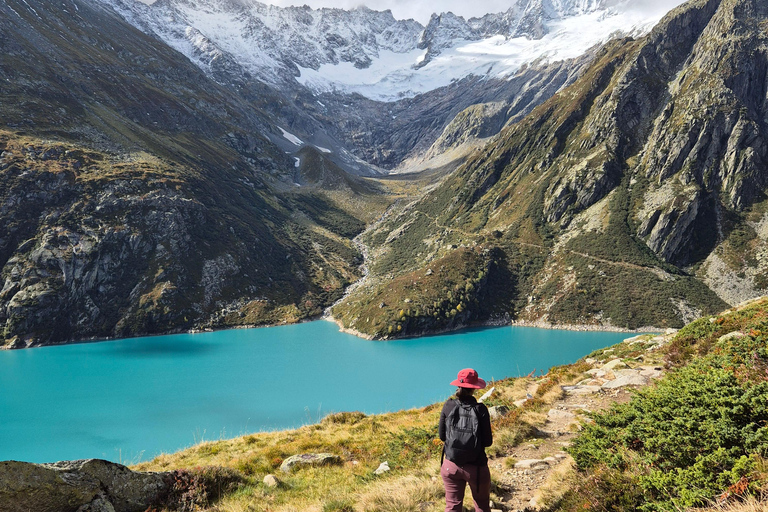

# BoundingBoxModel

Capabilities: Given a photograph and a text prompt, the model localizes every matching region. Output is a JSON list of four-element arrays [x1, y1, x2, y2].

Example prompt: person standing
[[439, 368, 493, 512]]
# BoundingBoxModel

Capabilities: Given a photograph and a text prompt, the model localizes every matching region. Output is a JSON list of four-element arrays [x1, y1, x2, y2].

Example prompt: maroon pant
[[441, 458, 491, 512]]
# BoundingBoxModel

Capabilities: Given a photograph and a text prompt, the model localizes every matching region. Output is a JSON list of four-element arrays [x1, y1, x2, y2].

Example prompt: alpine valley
[[1, 0, 766, 348]]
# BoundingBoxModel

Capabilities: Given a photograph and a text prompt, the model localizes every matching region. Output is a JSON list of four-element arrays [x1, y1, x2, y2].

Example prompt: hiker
[[439, 368, 493, 512]]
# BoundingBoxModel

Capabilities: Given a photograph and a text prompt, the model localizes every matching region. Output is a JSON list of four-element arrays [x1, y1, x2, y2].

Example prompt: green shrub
[[566, 333, 768, 511]]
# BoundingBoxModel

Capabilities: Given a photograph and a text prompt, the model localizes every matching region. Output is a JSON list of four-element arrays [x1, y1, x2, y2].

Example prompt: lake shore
[[323, 312, 667, 342]]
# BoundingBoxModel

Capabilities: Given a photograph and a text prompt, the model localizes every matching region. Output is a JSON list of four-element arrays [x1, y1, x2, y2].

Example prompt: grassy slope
[[132, 299, 768, 512]]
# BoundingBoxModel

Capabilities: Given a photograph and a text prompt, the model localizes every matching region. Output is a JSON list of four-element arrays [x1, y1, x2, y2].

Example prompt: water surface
[[0, 321, 634, 463]]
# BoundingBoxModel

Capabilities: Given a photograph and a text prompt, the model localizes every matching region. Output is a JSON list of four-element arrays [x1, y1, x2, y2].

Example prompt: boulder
[[279, 453, 341, 473], [262, 474, 281, 488], [0, 459, 169, 512]]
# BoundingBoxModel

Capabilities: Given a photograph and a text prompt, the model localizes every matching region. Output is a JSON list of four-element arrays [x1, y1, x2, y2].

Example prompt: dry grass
[[357, 474, 445, 512], [535, 458, 577, 509], [690, 496, 768, 512]]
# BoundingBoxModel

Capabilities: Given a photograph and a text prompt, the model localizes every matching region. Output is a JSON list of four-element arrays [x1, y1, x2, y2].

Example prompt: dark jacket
[[439, 396, 493, 465]]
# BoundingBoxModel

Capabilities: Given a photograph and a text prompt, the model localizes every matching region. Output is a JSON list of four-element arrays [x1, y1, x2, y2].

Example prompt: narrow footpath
[[485, 333, 673, 511]]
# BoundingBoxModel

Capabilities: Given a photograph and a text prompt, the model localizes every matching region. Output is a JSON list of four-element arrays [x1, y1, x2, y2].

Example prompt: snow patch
[[294, 157, 301, 168], [280, 127, 304, 146], [316, 146, 332, 153]]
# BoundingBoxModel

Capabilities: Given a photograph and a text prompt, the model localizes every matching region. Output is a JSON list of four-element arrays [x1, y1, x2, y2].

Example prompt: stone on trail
[[547, 409, 575, 421], [514, 459, 550, 470], [562, 385, 602, 395], [600, 358, 627, 371], [280, 453, 342, 473], [602, 370, 650, 389]]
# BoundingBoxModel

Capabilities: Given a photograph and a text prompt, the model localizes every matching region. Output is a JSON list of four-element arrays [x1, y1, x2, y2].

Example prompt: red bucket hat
[[450, 368, 486, 389]]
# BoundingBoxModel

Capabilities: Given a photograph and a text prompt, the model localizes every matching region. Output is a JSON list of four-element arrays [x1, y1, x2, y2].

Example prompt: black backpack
[[443, 399, 482, 465]]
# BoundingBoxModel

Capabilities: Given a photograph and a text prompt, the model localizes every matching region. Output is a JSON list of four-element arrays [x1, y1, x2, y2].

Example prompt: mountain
[[331, 0, 768, 338], [0, 0, 383, 348], [100, 0, 681, 172], [4, 0, 758, 348]]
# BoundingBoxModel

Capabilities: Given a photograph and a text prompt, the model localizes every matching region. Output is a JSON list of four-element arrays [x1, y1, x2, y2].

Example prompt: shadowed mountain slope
[[0, 0, 384, 347]]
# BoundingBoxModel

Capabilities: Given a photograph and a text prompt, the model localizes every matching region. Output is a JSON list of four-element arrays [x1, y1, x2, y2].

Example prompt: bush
[[566, 333, 768, 511], [162, 466, 245, 510]]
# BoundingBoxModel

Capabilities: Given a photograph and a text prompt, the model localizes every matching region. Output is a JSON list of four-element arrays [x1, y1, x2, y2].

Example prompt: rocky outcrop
[[0, 134, 365, 348], [279, 453, 342, 473], [0, 459, 169, 512]]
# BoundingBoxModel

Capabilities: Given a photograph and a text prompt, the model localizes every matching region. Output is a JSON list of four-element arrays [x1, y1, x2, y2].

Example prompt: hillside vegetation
[[333, 0, 768, 339], [132, 298, 768, 512]]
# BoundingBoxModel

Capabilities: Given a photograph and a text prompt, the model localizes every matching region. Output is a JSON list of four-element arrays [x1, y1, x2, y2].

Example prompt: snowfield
[[103, 0, 686, 102]]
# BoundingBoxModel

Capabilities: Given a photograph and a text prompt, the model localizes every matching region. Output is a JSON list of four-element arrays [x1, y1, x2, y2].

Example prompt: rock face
[[0, 135, 364, 348], [0, 459, 169, 512], [334, 0, 768, 337]]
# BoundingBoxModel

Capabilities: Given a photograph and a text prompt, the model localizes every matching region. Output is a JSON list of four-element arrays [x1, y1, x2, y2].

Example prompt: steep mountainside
[[0, 0, 383, 348], [101, 0, 681, 170], [332, 0, 768, 338]]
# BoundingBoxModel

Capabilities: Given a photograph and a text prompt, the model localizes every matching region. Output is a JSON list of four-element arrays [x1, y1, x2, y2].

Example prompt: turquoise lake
[[0, 321, 635, 464]]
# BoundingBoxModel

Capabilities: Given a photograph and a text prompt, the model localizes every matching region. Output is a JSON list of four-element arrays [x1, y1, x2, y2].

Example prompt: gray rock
[[562, 385, 603, 395], [488, 405, 510, 419], [477, 386, 496, 403], [262, 474, 281, 487], [514, 459, 550, 470], [76, 493, 116, 512], [602, 371, 651, 389], [547, 409, 575, 421], [0, 459, 169, 512], [279, 453, 342, 473], [600, 359, 627, 371], [718, 331, 745, 343]]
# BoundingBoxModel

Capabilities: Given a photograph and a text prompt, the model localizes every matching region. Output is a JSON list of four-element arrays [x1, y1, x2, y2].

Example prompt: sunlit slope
[[333, 0, 768, 338]]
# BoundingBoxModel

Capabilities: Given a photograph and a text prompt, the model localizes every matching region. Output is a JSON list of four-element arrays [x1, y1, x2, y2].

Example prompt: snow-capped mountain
[[104, 0, 684, 101], [105, 0, 423, 86]]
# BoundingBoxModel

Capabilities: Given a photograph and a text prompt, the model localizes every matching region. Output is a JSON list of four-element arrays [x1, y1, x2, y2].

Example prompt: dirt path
[[411, 210, 673, 281], [484, 336, 670, 511], [489, 388, 634, 511]]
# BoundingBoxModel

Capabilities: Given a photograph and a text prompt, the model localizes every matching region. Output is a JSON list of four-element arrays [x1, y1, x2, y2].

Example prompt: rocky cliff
[[333, 0, 768, 337]]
